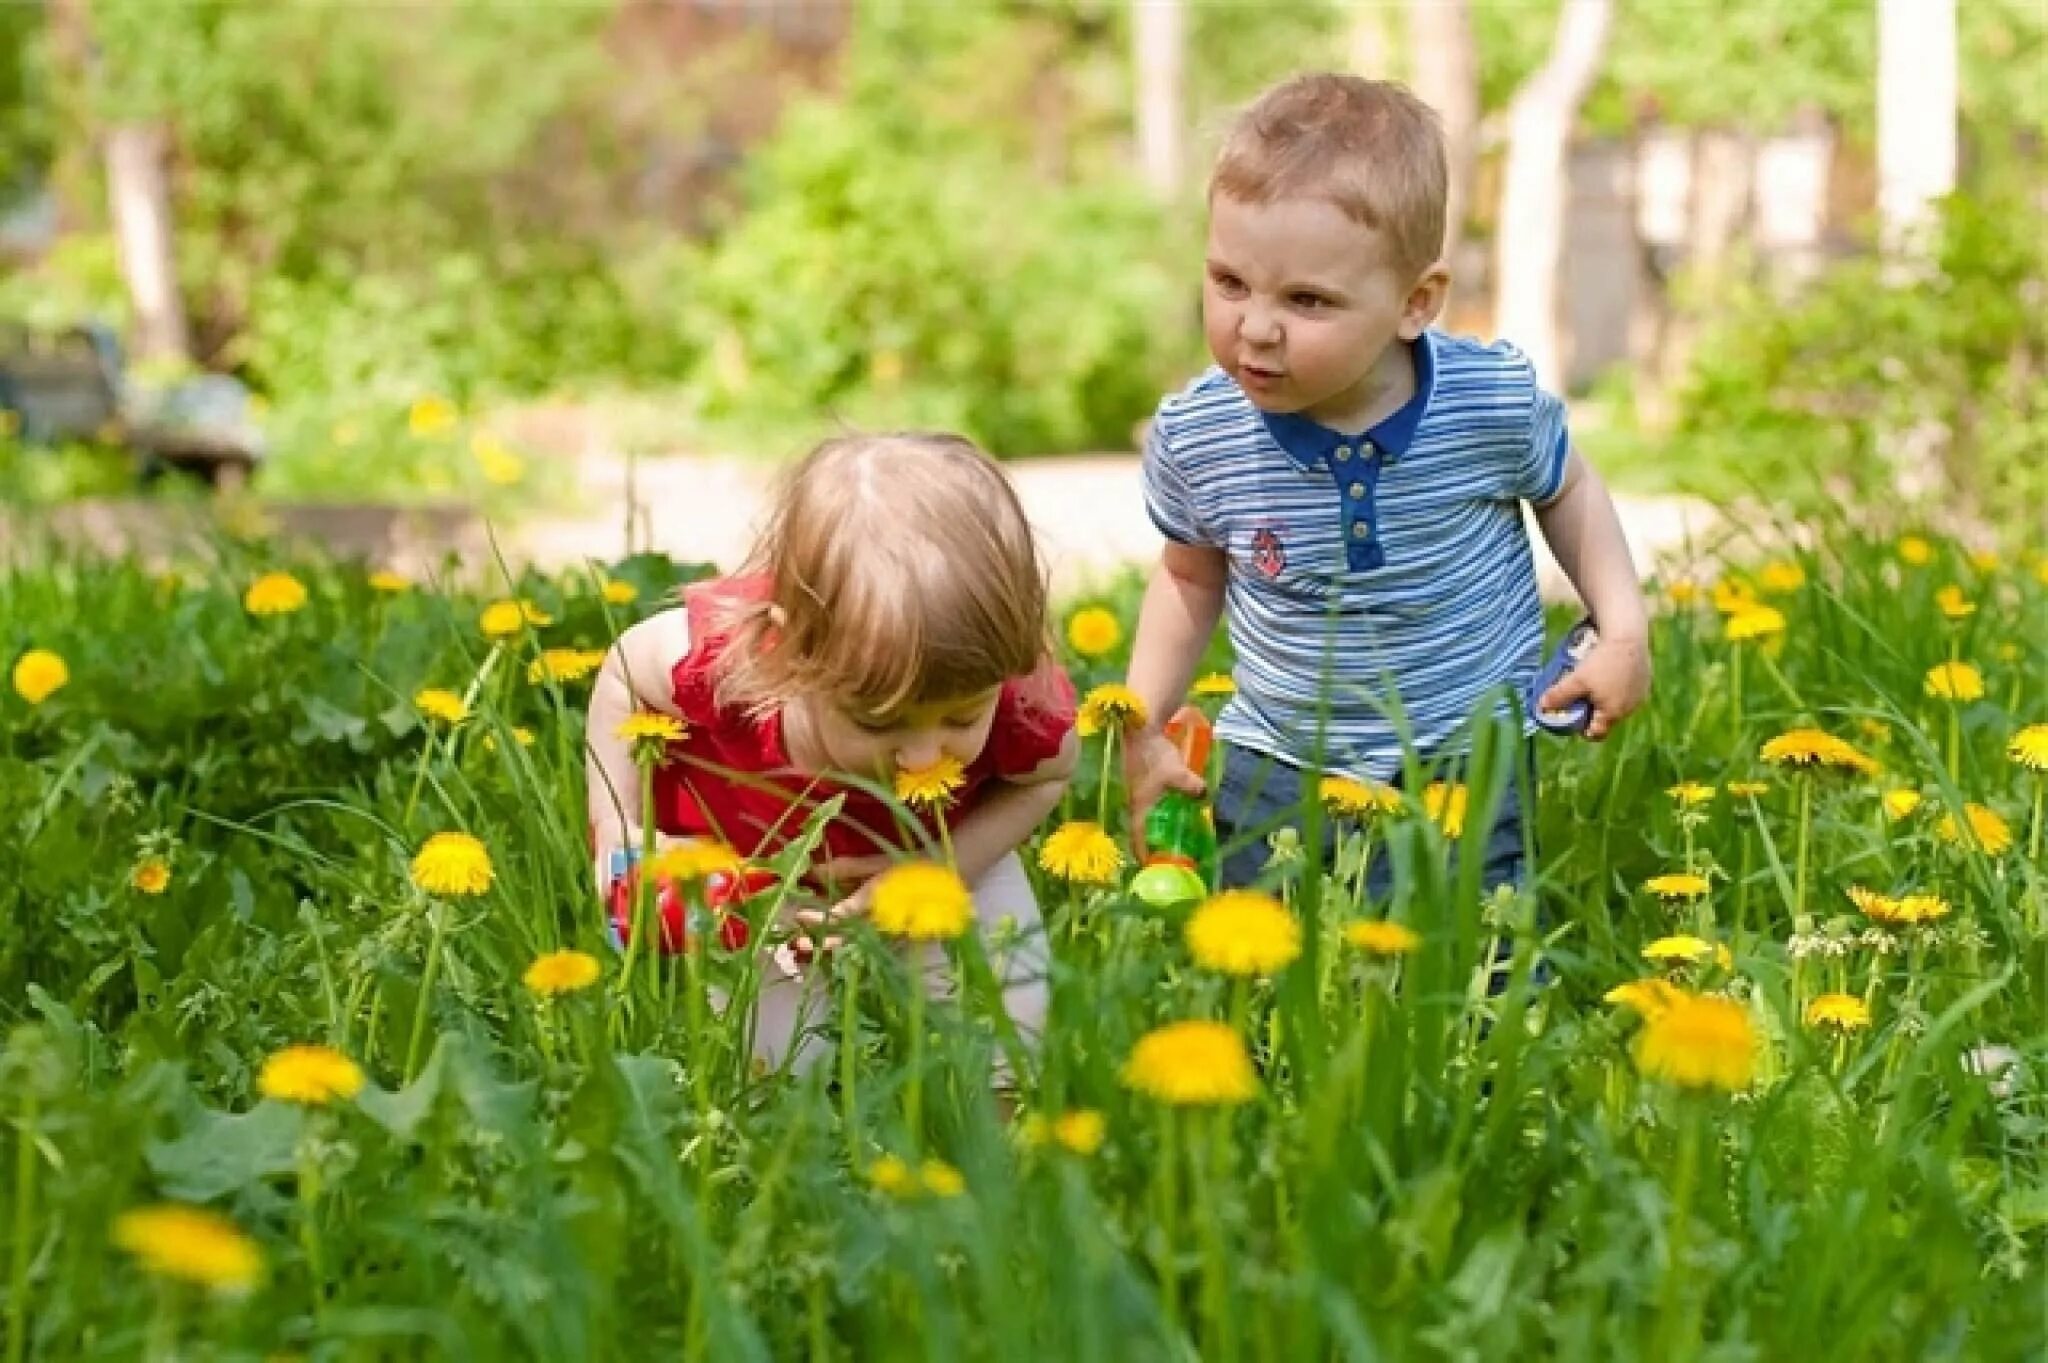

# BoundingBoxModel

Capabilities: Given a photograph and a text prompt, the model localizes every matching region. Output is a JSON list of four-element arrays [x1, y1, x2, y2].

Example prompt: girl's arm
[[944, 730, 1079, 885], [586, 607, 692, 874]]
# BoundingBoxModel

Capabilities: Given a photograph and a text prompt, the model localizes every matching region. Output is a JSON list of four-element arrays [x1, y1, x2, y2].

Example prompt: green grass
[[1, 518, 2043, 1361]]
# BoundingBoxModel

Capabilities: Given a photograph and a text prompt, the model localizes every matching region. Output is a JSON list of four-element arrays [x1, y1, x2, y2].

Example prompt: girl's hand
[[791, 865, 883, 956], [1537, 635, 1651, 741]]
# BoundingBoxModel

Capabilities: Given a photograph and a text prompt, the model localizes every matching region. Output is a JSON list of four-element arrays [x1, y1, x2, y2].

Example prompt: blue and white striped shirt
[[1143, 329, 1570, 782]]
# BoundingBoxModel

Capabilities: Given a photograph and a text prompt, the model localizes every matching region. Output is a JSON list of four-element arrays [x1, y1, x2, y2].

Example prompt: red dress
[[651, 577, 1076, 861]]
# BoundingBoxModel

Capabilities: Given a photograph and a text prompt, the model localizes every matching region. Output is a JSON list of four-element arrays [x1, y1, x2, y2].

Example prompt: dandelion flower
[[1076, 684, 1149, 737], [1037, 821, 1123, 886], [2005, 725, 2048, 773], [1344, 919, 1421, 956], [527, 648, 603, 686], [1122, 1020, 1258, 1107], [1321, 775, 1400, 820], [1881, 788, 1923, 821], [868, 1155, 916, 1196], [1185, 890, 1301, 977], [1665, 577, 1700, 608], [617, 711, 687, 762], [471, 433, 524, 486], [895, 755, 966, 811], [414, 687, 469, 725], [1804, 993, 1872, 1033], [1937, 803, 2013, 857], [1643, 935, 1731, 970], [1065, 607, 1122, 659], [258, 1044, 365, 1106], [1667, 782, 1716, 808], [1892, 893, 1951, 924], [368, 570, 411, 594], [1724, 606, 1787, 643], [601, 578, 639, 605], [1604, 978, 1681, 1017], [112, 1205, 263, 1294], [243, 572, 308, 616], [869, 861, 973, 942], [1050, 1110, 1107, 1156], [1760, 728, 1878, 776], [1727, 780, 1769, 799], [1423, 781, 1467, 837], [408, 395, 458, 437], [1897, 534, 1933, 567], [131, 856, 171, 895], [479, 598, 552, 639], [524, 949, 601, 997], [646, 839, 743, 884], [1645, 872, 1711, 901], [918, 1160, 965, 1198], [1758, 560, 1805, 594], [1711, 577, 1758, 615], [410, 831, 494, 897], [1192, 672, 1237, 698], [1934, 584, 1976, 620], [1632, 991, 1758, 1093], [1924, 662, 1984, 703], [12, 649, 70, 705], [1968, 548, 2000, 573]]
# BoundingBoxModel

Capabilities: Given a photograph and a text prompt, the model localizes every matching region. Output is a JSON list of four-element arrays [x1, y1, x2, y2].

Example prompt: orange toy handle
[[1163, 704, 1211, 776]]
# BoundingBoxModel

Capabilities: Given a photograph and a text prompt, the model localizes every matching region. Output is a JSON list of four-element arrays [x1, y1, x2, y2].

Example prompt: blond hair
[[712, 432, 1052, 717], [1210, 73, 1447, 280]]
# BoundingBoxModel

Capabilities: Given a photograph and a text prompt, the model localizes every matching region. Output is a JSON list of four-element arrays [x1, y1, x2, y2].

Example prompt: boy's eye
[[1210, 270, 1247, 296]]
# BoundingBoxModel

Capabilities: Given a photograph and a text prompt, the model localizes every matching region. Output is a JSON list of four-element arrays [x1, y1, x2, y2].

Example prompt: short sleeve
[[1518, 385, 1572, 505], [1140, 411, 1213, 546], [985, 661, 1077, 778]]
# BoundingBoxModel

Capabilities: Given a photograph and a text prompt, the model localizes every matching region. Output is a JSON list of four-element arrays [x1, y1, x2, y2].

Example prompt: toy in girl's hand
[[1131, 705, 1219, 913], [1528, 617, 1598, 736], [605, 848, 770, 955]]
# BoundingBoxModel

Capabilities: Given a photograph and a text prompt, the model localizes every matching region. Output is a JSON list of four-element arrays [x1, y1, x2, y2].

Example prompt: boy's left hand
[[1538, 635, 1650, 741]]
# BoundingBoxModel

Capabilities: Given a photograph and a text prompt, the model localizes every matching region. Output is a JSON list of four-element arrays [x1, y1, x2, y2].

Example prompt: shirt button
[[1348, 481, 1366, 499], [1351, 521, 1372, 540], [1333, 444, 1351, 462]]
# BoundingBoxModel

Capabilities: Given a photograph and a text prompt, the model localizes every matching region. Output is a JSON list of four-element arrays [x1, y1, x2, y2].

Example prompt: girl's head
[[714, 432, 1052, 774]]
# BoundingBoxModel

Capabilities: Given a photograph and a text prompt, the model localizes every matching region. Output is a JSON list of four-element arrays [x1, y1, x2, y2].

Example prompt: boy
[[1124, 73, 1651, 890]]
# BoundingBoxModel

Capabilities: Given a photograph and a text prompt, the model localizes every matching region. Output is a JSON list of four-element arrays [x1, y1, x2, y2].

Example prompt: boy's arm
[[585, 607, 692, 874], [1124, 542, 1229, 813], [1531, 449, 1652, 739]]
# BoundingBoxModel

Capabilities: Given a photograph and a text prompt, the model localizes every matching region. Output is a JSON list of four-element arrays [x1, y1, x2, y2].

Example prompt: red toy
[[607, 863, 775, 955]]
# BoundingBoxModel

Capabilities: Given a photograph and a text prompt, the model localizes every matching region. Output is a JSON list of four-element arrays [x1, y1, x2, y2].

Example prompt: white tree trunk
[[1492, 0, 1611, 392], [1132, 0, 1186, 199], [1405, 0, 1478, 263], [1877, 0, 1957, 259], [106, 121, 190, 364]]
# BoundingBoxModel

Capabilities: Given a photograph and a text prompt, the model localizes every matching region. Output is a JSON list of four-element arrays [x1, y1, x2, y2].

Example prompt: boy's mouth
[[1238, 361, 1286, 386]]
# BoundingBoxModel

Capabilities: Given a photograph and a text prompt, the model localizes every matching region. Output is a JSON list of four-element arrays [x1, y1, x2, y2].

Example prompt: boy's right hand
[[1123, 728, 1206, 846]]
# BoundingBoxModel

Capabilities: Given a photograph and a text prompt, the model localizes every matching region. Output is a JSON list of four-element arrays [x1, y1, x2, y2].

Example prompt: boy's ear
[[1397, 261, 1452, 340]]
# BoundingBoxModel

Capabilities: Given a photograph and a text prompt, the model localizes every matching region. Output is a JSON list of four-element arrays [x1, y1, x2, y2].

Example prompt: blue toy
[[1528, 617, 1597, 736]]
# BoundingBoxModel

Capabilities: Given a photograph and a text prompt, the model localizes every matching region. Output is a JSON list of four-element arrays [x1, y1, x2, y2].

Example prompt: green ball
[[1129, 862, 1206, 913]]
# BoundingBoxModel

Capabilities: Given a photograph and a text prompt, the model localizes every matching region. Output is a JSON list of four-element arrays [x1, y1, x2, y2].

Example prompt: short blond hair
[[713, 432, 1052, 717], [1211, 73, 1447, 279]]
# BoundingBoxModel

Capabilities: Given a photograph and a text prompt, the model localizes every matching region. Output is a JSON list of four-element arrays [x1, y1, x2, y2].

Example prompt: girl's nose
[[895, 736, 943, 772]]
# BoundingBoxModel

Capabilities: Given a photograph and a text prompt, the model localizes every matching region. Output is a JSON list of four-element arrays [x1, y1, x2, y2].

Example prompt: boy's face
[[1203, 193, 1447, 430]]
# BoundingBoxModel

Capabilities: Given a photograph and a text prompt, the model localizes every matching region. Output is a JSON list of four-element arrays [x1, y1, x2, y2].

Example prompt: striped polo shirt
[[1143, 329, 1570, 782]]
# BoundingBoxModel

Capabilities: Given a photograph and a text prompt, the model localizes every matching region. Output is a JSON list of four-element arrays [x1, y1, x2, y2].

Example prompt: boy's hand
[[1124, 728, 1207, 848], [1537, 635, 1650, 741]]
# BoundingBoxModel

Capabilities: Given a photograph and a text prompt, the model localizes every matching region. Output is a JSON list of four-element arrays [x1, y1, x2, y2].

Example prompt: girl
[[585, 431, 1078, 1071]]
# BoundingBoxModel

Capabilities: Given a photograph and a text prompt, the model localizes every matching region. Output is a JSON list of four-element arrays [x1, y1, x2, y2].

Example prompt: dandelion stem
[[2028, 778, 2043, 864], [1654, 1105, 1705, 1359], [840, 953, 862, 1166], [403, 902, 450, 1083], [1096, 728, 1119, 829], [905, 963, 926, 1151]]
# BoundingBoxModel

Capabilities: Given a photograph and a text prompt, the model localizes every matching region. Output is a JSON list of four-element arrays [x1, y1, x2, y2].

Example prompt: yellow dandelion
[[1933, 584, 1976, 620], [1065, 606, 1123, 659], [1711, 577, 1758, 615], [1760, 728, 1878, 776], [1076, 684, 1149, 737], [2008, 725, 2048, 773], [368, 570, 411, 594], [868, 1155, 916, 1196], [1758, 559, 1806, 594], [1924, 661, 1984, 703], [617, 711, 687, 763], [645, 839, 743, 884], [243, 572, 308, 617], [601, 578, 639, 605], [1423, 781, 1467, 837], [1881, 787, 1923, 821], [1632, 990, 1758, 1093], [112, 1205, 263, 1294], [131, 856, 172, 895], [1192, 672, 1237, 698], [1642, 935, 1731, 970], [1937, 803, 2013, 857], [1604, 978, 1681, 1018], [918, 1160, 965, 1198], [479, 598, 552, 639], [409, 831, 494, 897], [1723, 605, 1787, 643], [1645, 872, 1711, 901], [1343, 919, 1421, 956], [1804, 993, 1872, 1033], [527, 648, 603, 686], [12, 649, 70, 705], [869, 861, 973, 942], [1858, 717, 1892, 743], [414, 687, 469, 725], [1037, 821, 1123, 886], [1892, 893, 1952, 925], [1665, 577, 1700, 608], [1968, 548, 2000, 574], [1667, 782, 1717, 808], [895, 755, 967, 811], [1122, 1020, 1258, 1107], [258, 1044, 365, 1106], [1185, 890, 1302, 977], [1321, 775, 1401, 820], [408, 394, 458, 437], [1897, 534, 1933, 566], [471, 433, 524, 486], [523, 949, 602, 997], [1048, 1109, 1107, 1156], [1727, 780, 1770, 799]]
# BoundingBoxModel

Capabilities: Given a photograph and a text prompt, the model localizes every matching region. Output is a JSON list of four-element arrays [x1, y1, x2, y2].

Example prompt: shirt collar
[[1258, 330, 1436, 470]]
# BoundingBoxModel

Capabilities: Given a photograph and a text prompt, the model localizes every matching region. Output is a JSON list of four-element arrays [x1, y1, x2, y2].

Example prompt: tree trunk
[[1491, 0, 1611, 391], [106, 121, 191, 364], [1347, 2, 1401, 80], [1405, 0, 1478, 263], [1877, 0, 1956, 260], [1132, 0, 1185, 199]]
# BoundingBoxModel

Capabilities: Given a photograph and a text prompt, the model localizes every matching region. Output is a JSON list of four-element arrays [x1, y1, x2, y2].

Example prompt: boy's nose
[[1238, 305, 1281, 346]]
